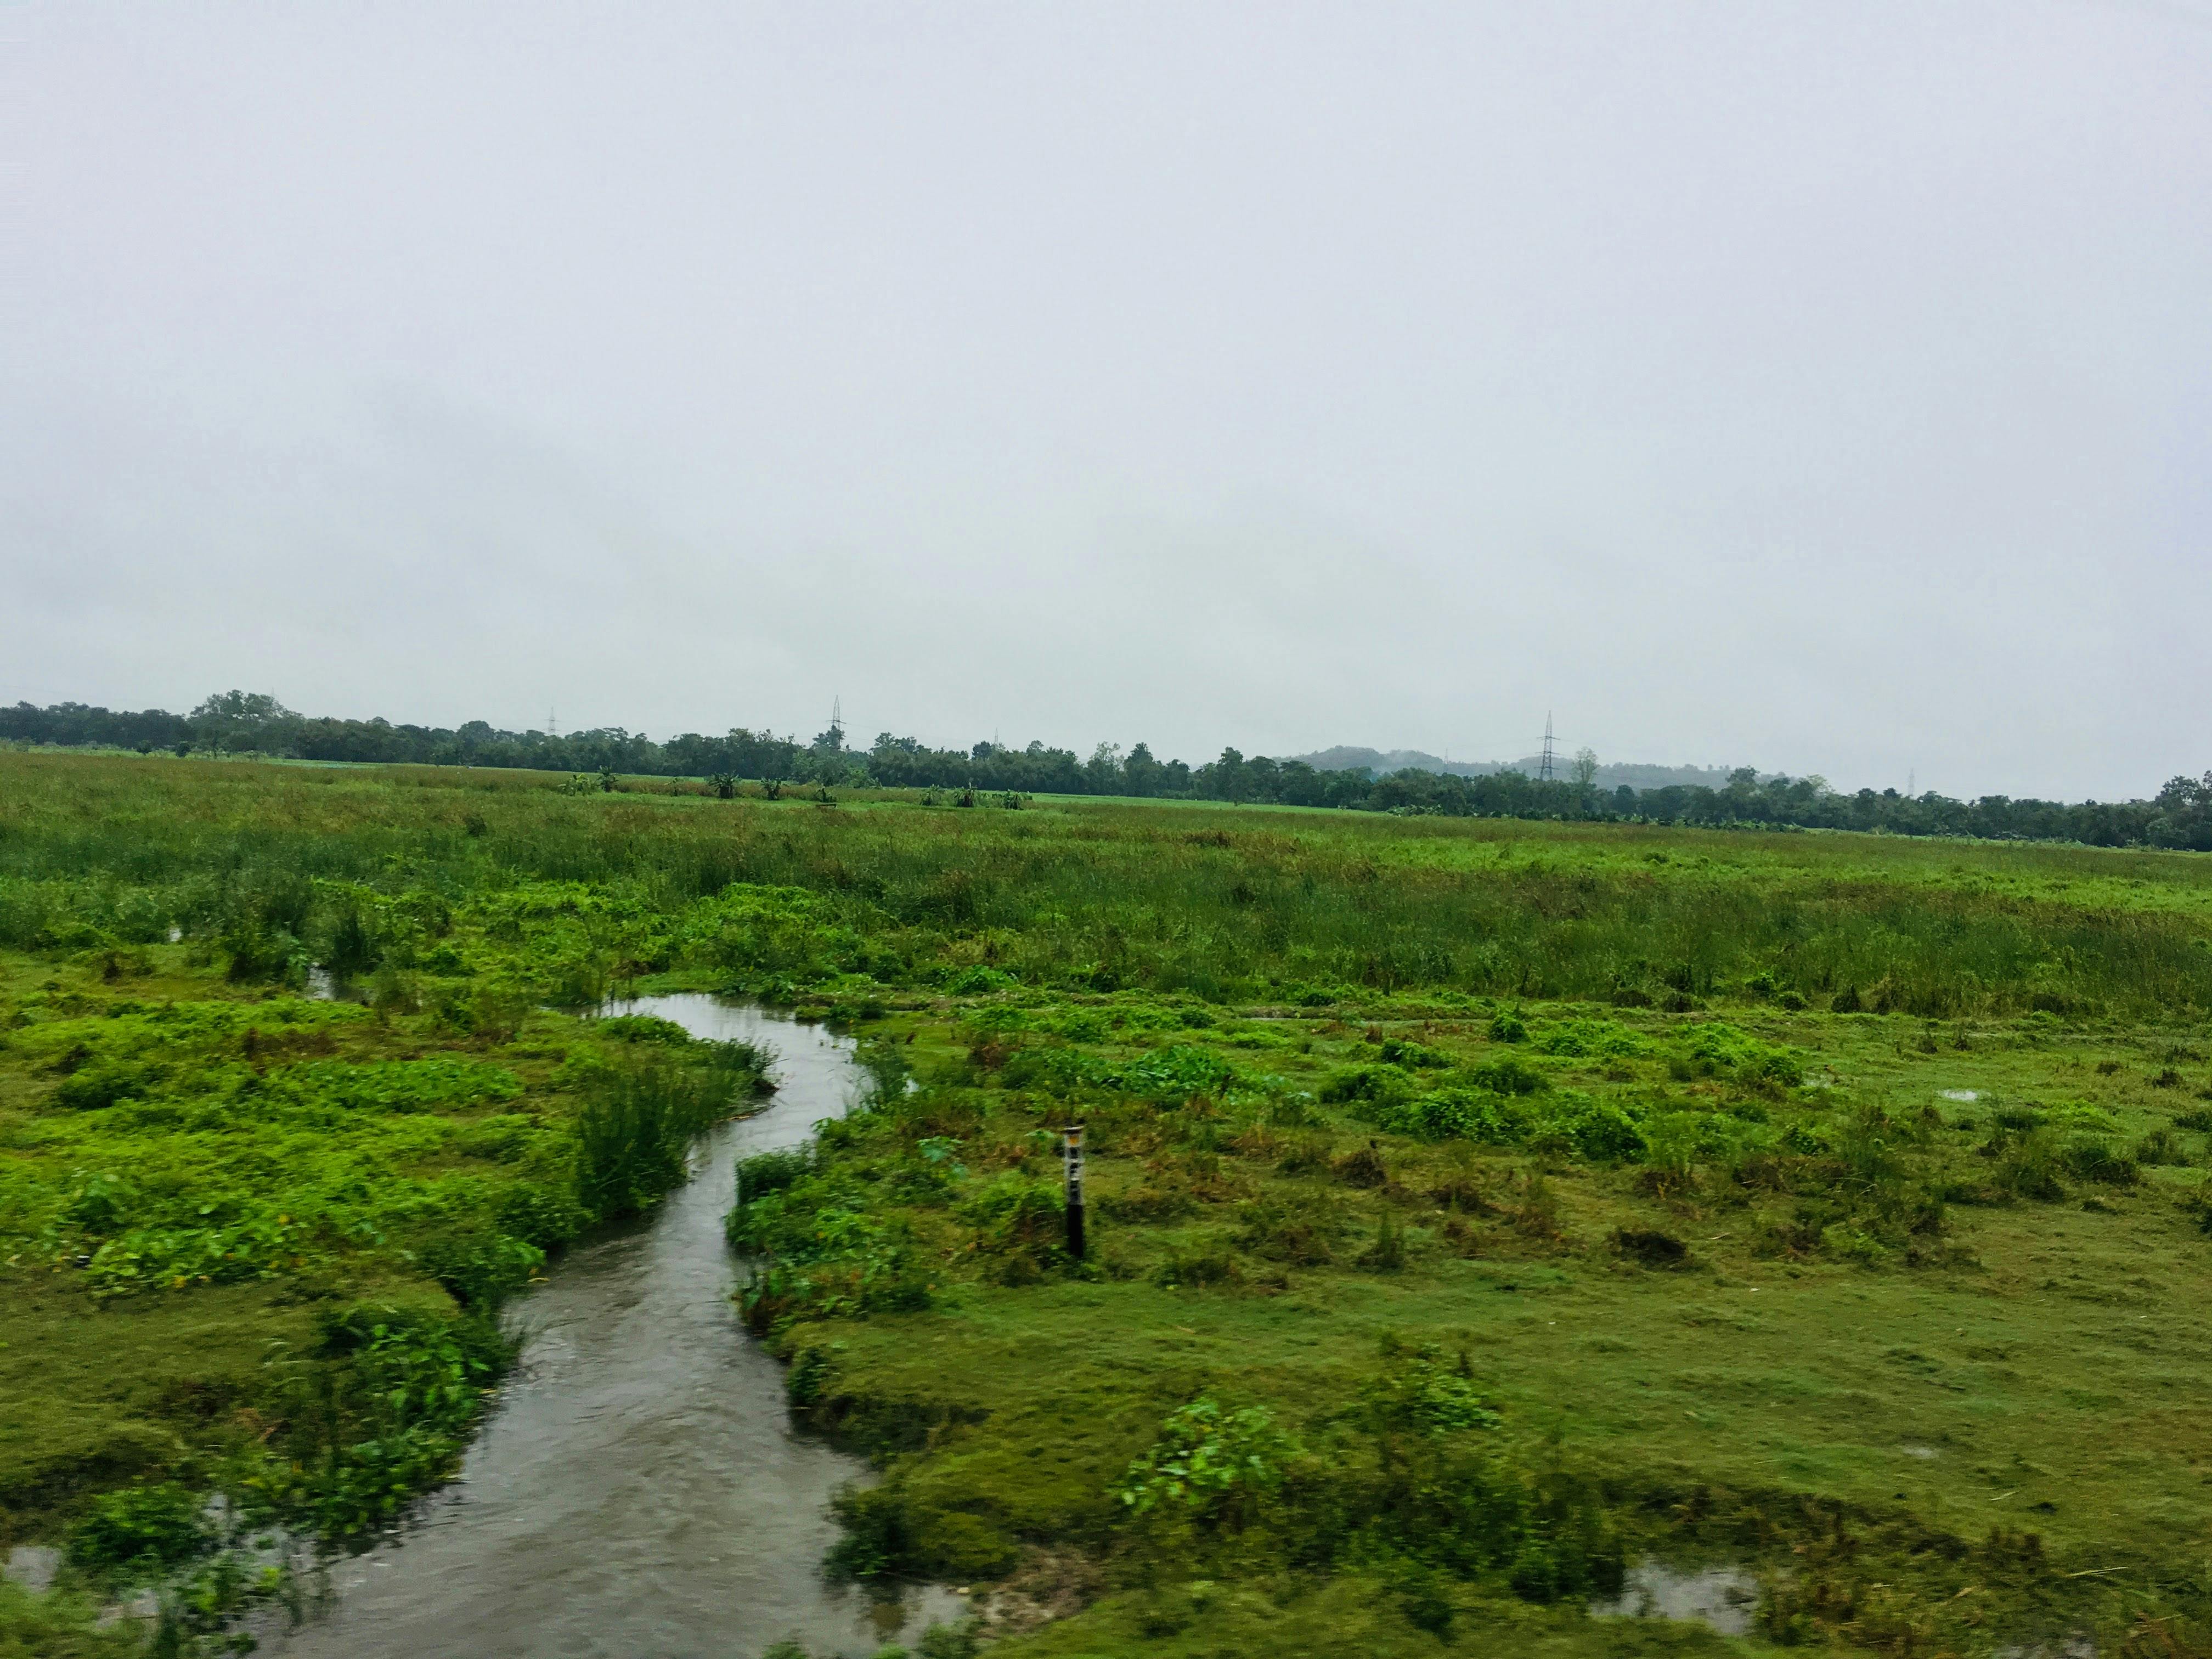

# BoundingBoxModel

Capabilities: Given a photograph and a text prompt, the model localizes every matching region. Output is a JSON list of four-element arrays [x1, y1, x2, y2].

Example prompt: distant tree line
[[6, 692, 2210, 851]]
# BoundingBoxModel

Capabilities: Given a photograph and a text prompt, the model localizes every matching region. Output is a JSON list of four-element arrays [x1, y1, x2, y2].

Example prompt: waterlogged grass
[[744, 1001, 2212, 1656], [6, 752, 2212, 1653], [7, 751, 2212, 1019], [0, 870, 770, 1645]]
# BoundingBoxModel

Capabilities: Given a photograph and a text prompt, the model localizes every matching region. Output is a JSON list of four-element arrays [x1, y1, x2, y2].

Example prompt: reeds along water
[[3, 751, 2211, 1019], [575, 1043, 775, 1222]]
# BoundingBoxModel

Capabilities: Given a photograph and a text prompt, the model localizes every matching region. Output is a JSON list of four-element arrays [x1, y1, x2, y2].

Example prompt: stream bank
[[266, 996, 962, 1659]]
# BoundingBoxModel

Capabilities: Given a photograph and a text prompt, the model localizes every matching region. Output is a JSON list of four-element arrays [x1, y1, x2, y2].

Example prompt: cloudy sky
[[5, 2, 2208, 798]]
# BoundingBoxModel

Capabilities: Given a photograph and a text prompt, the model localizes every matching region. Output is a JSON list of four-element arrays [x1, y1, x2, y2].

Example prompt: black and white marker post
[[1062, 1122, 1086, 1260]]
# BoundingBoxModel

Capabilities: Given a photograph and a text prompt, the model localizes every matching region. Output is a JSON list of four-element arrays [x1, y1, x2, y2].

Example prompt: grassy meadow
[[5, 751, 2212, 1656]]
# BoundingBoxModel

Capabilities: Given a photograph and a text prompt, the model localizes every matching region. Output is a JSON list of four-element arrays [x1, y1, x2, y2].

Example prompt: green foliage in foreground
[[742, 981, 2212, 1657], [8, 752, 2212, 1654]]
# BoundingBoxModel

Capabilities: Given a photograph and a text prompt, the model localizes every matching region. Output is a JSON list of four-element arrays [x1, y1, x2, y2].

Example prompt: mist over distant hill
[[1291, 747, 1765, 792]]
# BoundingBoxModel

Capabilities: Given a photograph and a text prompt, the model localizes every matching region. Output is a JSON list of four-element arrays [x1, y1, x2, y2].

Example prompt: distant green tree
[[1086, 742, 1124, 793], [1124, 742, 1164, 797]]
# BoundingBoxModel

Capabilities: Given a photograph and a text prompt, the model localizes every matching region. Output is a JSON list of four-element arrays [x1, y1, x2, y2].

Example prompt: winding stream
[[267, 996, 962, 1659]]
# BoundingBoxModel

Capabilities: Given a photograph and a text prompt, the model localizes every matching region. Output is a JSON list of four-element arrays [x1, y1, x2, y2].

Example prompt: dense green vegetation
[[12, 691, 2212, 849], [8, 751, 2212, 1654]]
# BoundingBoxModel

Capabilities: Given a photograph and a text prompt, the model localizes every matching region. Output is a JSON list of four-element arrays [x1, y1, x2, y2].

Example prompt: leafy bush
[[51, 1059, 157, 1112], [265, 1305, 510, 1538], [1375, 1087, 1532, 1143], [1997, 1128, 2067, 1200], [1668, 1023, 1803, 1090], [735, 1147, 815, 1207], [1532, 1019, 1646, 1059], [493, 1180, 590, 1251], [733, 1174, 934, 1327], [68, 1483, 210, 1571], [595, 1013, 699, 1045], [1538, 1096, 1645, 1162], [1116, 1397, 1293, 1531], [1361, 1344, 1502, 1436], [415, 1227, 544, 1308], [1103, 1044, 1240, 1101], [959, 1173, 1066, 1281], [1377, 1036, 1452, 1069], [1466, 1056, 1548, 1097], [2061, 1137, 2138, 1187]]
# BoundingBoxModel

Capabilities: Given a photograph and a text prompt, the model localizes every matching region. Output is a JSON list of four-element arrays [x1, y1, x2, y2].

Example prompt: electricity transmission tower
[[1538, 713, 1557, 782]]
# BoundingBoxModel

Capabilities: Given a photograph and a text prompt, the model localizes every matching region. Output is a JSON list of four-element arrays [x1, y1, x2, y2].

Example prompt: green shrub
[[1999, 1128, 2067, 1200], [1377, 1036, 1451, 1069], [68, 1483, 209, 1571], [2062, 1138, 2138, 1186], [493, 1181, 590, 1251], [1361, 1343, 1501, 1435], [1539, 1096, 1645, 1162], [959, 1173, 1066, 1279], [2137, 1126, 2190, 1166], [735, 1147, 815, 1207], [325, 899, 382, 977], [1467, 1056, 1547, 1096], [1116, 1397, 1293, 1531], [415, 1228, 544, 1308], [52, 1059, 157, 1112], [1357, 1212, 1407, 1270]]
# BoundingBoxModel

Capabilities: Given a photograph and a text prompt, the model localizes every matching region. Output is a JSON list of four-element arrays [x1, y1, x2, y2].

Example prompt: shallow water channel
[[267, 996, 963, 1659]]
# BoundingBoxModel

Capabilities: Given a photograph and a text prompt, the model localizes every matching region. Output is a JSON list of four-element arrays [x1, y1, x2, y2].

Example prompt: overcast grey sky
[[5, 2, 2208, 798]]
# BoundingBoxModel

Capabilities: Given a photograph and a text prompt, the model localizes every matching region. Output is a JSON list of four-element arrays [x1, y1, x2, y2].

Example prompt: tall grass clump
[[576, 1046, 772, 1220]]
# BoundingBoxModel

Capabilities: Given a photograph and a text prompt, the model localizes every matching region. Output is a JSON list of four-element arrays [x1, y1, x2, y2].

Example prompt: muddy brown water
[[265, 996, 963, 1659]]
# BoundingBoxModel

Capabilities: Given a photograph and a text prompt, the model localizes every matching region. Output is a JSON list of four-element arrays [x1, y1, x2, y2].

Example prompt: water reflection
[[1591, 1559, 1759, 1637]]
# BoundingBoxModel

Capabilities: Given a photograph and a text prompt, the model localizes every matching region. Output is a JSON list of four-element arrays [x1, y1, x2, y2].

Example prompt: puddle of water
[[1995, 1638, 2097, 1659], [4, 1545, 60, 1594], [1939, 1089, 1980, 1102], [262, 995, 963, 1659], [1591, 1559, 1759, 1638]]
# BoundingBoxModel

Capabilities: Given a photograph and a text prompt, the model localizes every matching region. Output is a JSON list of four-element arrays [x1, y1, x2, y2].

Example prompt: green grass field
[[5, 752, 2212, 1656]]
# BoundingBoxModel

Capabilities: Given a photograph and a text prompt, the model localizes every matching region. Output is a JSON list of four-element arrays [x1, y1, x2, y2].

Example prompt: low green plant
[[1116, 1398, 1293, 1531]]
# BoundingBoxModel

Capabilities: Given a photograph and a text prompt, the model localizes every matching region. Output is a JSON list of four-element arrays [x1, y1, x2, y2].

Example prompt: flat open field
[[5, 752, 2212, 1657]]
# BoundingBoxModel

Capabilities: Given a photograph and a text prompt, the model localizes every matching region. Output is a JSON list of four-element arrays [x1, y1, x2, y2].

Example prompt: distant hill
[[1289, 747, 1762, 791]]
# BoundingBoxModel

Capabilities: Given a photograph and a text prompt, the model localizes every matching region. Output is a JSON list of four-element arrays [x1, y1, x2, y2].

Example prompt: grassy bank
[[5, 752, 2212, 1654], [749, 995, 2212, 1655]]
